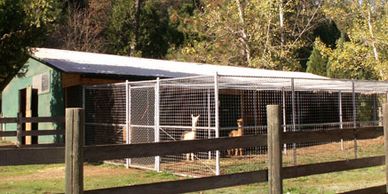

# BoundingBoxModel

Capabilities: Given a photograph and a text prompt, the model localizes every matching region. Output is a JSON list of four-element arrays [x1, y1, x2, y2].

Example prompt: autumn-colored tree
[[170, 0, 326, 71]]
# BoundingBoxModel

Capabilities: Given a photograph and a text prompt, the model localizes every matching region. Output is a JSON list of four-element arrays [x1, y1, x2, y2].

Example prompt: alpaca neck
[[238, 126, 243, 133], [192, 126, 197, 133]]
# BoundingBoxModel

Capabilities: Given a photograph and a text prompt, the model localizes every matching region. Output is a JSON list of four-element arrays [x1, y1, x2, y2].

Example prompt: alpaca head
[[237, 118, 244, 128], [191, 114, 200, 127]]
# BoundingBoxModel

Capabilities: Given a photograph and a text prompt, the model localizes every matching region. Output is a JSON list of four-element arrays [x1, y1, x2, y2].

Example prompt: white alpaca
[[182, 114, 200, 161]]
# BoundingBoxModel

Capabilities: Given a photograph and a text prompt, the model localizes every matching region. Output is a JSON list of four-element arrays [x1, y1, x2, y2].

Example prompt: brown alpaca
[[228, 118, 244, 156]]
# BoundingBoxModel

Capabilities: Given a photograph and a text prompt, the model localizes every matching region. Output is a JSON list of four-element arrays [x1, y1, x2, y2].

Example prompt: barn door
[[19, 86, 38, 145]]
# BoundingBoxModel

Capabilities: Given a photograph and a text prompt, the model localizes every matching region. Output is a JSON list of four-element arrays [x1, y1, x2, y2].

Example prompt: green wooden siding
[[1, 58, 64, 143]]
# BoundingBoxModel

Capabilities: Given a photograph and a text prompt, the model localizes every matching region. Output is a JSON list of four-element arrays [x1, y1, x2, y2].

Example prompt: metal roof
[[32, 48, 327, 79]]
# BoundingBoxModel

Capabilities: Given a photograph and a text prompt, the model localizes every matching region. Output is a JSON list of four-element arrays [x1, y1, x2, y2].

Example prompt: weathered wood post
[[65, 108, 84, 194], [16, 112, 23, 147], [267, 105, 282, 194], [383, 103, 388, 192]]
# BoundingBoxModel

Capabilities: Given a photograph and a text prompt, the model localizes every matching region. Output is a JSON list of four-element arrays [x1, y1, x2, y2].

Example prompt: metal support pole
[[282, 88, 287, 153], [352, 81, 358, 159], [82, 86, 86, 145], [383, 103, 388, 193], [372, 94, 377, 124], [214, 73, 220, 176], [291, 78, 297, 165], [154, 78, 161, 172], [254, 91, 258, 129], [125, 81, 131, 168], [339, 91, 344, 151], [0, 113, 2, 141], [16, 112, 22, 147], [207, 89, 212, 160]]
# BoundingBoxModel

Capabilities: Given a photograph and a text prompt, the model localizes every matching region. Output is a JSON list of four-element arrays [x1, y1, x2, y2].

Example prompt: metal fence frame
[[84, 74, 388, 177]]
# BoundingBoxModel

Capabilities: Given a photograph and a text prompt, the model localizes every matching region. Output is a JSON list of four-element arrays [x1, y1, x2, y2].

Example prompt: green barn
[[1, 48, 324, 145]]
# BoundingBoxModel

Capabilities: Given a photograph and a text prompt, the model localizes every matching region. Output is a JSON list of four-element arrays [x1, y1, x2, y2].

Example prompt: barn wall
[[1, 58, 64, 143]]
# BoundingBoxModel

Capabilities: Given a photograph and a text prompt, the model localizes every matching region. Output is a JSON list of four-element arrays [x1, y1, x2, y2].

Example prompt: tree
[[46, 0, 111, 52], [0, 0, 59, 90], [321, 0, 387, 80], [170, 0, 326, 71], [106, 0, 186, 58], [306, 38, 328, 77]]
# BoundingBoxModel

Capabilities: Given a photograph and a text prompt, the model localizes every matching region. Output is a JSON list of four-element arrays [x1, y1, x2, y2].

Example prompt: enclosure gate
[[127, 84, 156, 170]]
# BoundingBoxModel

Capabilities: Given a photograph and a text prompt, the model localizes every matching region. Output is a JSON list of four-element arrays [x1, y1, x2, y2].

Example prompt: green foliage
[[306, 38, 328, 77], [105, 0, 134, 55], [321, 0, 387, 80], [0, 0, 59, 89], [169, 0, 325, 71], [106, 0, 187, 58]]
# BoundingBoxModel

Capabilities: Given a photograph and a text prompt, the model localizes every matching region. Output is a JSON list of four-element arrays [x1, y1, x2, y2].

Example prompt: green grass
[[0, 138, 385, 193]]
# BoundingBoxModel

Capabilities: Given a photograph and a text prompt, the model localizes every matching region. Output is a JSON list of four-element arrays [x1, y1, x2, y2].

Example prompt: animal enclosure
[[84, 75, 388, 177]]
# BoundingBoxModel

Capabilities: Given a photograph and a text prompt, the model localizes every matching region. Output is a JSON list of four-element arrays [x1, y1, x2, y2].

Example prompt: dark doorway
[[18, 87, 38, 145]]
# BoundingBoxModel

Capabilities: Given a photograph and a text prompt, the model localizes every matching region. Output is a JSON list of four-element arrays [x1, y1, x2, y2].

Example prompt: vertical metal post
[[372, 94, 377, 124], [254, 91, 258, 129], [82, 86, 86, 145], [214, 73, 220, 176], [282, 88, 287, 153], [16, 112, 23, 147], [207, 89, 212, 160], [291, 78, 297, 165], [352, 80, 358, 159], [386, 92, 388, 104], [339, 91, 344, 151], [0, 113, 3, 141], [125, 80, 131, 168], [154, 78, 161, 172], [383, 103, 388, 193]]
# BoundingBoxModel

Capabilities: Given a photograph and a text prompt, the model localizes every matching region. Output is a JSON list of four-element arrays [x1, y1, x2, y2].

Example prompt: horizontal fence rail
[[84, 156, 385, 194], [339, 185, 386, 194], [1, 106, 386, 194], [85, 170, 269, 194], [0, 130, 64, 137], [0, 116, 65, 123], [282, 126, 383, 144], [0, 117, 17, 123], [0, 127, 383, 166], [0, 147, 65, 166]]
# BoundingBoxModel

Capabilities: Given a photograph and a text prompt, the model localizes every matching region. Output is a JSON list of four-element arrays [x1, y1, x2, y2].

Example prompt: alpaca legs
[[186, 153, 195, 161]]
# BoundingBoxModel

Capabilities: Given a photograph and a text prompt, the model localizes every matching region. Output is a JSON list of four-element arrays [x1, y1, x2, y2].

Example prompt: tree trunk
[[279, 1, 284, 50], [235, 0, 251, 66], [131, 0, 142, 55]]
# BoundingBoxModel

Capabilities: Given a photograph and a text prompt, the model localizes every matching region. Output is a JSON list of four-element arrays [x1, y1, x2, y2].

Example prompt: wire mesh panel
[[217, 76, 291, 174], [158, 76, 217, 177], [83, 75, 388, 178], [129, 85, 155, 169], [84, 84, 126, 146]]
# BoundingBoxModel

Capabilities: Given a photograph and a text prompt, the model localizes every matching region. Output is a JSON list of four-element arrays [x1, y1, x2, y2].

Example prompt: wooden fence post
[[383, 104, 388, 193], [65, 108, 84, 194], [16, 112, 22, 147], [267, 105, 282, 194]]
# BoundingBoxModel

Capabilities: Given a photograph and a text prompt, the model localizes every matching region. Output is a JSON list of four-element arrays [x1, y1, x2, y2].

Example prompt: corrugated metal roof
[[32, 48, 327, 79]]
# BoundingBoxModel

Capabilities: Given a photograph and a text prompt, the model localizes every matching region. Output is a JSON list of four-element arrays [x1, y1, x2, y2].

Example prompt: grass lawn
[[0, 137, 385, 193], [0, 163, 384, 194]]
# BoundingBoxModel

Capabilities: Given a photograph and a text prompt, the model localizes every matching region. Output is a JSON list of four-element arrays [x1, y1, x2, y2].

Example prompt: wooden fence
[[0, 106, 387, 194], [0, 113, 65, 148]]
